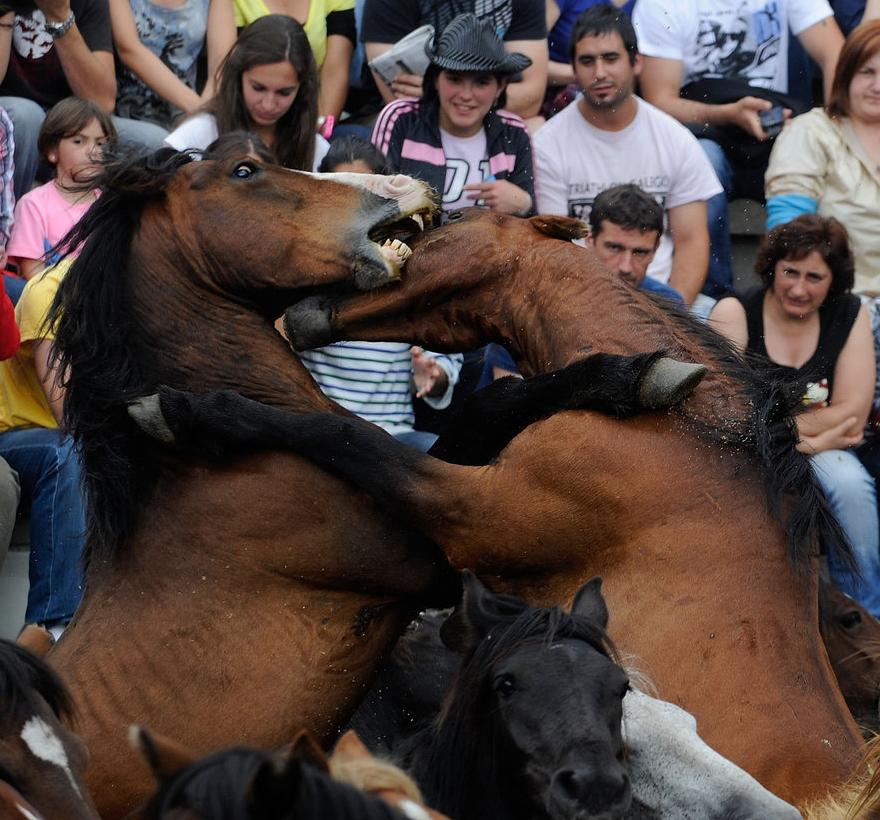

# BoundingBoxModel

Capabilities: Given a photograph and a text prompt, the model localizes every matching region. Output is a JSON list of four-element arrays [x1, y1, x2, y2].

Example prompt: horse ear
[[571, 576, 609, 630], [440, 570, 514, 652], [248, 755, 302, 819], [129, 725, 197, 784], [286, 729, 330, 772], [529, 215, 590, 241], [332, 730, 372, 765]]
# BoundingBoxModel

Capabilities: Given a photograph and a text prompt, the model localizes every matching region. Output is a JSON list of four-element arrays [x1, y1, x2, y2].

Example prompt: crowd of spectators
[[0, 0, 880, 633]]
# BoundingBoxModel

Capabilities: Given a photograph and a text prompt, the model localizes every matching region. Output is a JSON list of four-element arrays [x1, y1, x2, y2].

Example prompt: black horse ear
[[129, 725, 197, 784], [440, 570, 513, 652], [248, 755, 302, 819], [571, 576, 609, 630]]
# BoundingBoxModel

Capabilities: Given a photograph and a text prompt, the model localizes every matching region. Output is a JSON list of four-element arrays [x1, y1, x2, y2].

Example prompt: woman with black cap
[[371, 12, 536, 216]]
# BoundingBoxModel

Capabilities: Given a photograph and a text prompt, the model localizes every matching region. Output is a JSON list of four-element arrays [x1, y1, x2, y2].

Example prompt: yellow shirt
[[233, 0, 354, 66], [0, 261, 68, 432]]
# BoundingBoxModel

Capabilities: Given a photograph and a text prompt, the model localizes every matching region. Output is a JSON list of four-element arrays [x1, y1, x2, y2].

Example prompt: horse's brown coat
[[288, 210, 863, 805]]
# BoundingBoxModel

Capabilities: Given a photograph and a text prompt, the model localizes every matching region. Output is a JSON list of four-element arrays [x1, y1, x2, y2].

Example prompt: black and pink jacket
[[371, 97, 536, 213]]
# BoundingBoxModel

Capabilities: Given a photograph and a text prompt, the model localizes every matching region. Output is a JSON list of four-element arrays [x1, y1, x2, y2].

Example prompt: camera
[[758, 106, 785, 139]]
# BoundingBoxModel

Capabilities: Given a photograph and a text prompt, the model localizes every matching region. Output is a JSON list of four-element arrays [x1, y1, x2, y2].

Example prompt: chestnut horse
[[144, 210, 862, 806], [43, 151, 447, 818]]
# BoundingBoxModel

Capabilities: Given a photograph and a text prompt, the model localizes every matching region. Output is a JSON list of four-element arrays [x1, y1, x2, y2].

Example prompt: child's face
[[50, 117, 109, 182]]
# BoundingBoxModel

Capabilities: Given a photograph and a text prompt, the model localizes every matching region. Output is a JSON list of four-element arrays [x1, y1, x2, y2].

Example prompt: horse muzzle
[[546, 764, 632, 820]]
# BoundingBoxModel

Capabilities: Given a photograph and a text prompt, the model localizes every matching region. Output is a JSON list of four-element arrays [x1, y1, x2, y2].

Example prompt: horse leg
[[430, 352, 707, 465]]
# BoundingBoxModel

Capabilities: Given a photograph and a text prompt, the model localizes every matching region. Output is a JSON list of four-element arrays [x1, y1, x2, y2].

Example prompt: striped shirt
[[301, 342, 463, 434]]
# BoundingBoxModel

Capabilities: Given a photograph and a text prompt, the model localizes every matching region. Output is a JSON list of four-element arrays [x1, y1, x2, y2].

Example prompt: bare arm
[[109, 0, 199, 113], [503, 38, 548, 117], [708, 296, 749, 351], [865, 0, 880, 21], [201, 0, 235, 100], [16, 258, 44, 280], [33, 338, 65, 425], [545, 1, 573, 85], [319, 34, 354, 121], [796, 16, 844, 102], [795, 306, 874, 451], [0, 11, 14, 84], [666, 200, 709, 305], [364, 41, 397, 105], [639, 55, 772, 140]]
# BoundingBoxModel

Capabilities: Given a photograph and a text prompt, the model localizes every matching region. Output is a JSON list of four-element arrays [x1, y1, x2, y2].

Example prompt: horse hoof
[[284, 298, 333, 350], [638, 358, 708, 409], [127, 394, 176, 443]]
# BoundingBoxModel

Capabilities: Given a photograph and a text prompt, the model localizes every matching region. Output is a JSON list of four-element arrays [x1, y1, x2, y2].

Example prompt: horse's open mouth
[[367, 209, 434, 279]]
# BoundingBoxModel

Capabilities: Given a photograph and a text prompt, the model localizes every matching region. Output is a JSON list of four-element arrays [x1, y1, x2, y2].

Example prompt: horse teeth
[[412, 213, 424, 231]]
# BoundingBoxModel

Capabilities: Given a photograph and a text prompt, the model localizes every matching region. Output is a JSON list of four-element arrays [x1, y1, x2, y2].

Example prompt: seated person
[[633, 0, 845, 298], [0, 258, 87, 639], [534, 6, 720, 307], [588, 184, 684, 305], [111, 0, 235, 130], [7, 98, 115, 283], [0, 283, 19, 574], [232, 0, 356, 123], [372, 13, 535, 216], [709, 215, 880, 616], [361, 0, 548, 119], [300, 135, 462, 453]]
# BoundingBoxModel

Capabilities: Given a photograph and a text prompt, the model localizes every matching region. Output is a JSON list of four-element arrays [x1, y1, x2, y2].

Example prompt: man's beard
[[581, 84, 631, 111]]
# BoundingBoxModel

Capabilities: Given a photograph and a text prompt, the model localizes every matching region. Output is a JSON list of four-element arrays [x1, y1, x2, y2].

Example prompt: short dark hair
[[38, 96, 116, 164], [589, 184, 663, 238], [754, 214, 855, 297], [569, 5, 639, 64], [319, 136, 392, 174]]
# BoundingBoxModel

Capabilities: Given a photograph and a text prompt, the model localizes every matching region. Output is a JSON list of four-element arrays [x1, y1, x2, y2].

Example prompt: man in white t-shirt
[[534, 5, 722, 306], [633, 0, 844, 296]]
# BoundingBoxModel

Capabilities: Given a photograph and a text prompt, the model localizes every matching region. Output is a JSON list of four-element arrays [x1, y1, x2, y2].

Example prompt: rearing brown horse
[[144, 210, 863, 806]]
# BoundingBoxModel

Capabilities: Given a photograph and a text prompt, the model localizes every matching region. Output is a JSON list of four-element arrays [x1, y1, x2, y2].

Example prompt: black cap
[[427, 13, 531, 77]]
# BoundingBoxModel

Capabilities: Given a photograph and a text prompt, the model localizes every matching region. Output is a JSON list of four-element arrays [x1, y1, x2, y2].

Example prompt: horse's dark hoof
[[284, 298, 333, 350], [638, 358, 708, 409], [127, 394, 175, 443]]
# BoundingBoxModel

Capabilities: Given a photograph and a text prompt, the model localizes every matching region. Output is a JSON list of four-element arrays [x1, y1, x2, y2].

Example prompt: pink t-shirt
[[7, 181, 96, 263]]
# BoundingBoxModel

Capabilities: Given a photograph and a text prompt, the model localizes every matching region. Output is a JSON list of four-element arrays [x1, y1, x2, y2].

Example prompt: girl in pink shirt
[[8, 98, 116, 280]]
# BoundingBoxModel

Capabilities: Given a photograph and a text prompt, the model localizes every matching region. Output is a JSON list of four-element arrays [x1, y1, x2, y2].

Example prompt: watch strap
[[44, 9, 75, 37]]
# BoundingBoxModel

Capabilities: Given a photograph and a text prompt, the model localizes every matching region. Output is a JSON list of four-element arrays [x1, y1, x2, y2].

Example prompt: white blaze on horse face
[[622, 690, 802, 819], [20, 716, 82, 798]]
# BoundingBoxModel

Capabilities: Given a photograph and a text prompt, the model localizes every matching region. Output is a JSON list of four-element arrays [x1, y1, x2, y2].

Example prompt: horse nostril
[[552, 767, 631, 812], [554, 768, 590, 801]]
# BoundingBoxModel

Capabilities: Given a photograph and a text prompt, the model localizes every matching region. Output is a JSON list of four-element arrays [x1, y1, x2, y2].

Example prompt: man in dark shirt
[[0, 0, 166, 198], [362, 0, 548, 118]]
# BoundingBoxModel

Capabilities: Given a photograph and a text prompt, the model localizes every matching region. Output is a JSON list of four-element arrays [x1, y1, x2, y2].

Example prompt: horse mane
[[0, 639, 73, 728], [47, 150, 197, 567], [642, 293, 852, 571], [410, 604, 616, 820], [142, 746, 407, 819]]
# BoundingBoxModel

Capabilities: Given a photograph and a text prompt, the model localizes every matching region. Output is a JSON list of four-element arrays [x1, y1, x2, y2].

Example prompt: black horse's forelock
[[414, 604, 618, 820], [142, 746, 405, 820], [647, 294, 853, 572], [0, 639, 73, 728], [47, 150, 198, 567]]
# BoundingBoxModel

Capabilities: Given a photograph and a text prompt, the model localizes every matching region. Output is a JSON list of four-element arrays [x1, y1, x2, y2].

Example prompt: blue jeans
[[393, 429, 438, 453], [813, 449, 880, 616], [699, 139, 735, 299], [0, 427, 86, 624], [0, 96, 169, 198]]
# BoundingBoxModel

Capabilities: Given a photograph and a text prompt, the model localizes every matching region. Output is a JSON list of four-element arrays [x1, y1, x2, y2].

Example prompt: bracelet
[[43, 9, 75, 38]]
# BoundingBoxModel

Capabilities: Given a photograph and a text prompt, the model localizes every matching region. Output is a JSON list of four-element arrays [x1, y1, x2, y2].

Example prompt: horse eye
[[841, 611, 862, 629], [494, 674, 516, 698], [232, 162, 257, 179]]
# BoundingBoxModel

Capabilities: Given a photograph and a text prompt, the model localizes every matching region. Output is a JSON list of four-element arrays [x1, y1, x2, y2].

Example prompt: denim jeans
[[0, 96, 169, 199], [699, 139, 735, 299], [0, 427, 86, 624], [393, 429, 438, 453], [812, 449, 880, 616]]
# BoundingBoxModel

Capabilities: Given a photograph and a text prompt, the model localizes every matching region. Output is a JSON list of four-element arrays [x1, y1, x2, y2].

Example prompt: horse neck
[[130, 242, 337, 414]]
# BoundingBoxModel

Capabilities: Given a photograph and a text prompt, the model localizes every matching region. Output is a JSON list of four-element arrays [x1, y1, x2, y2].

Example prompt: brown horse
[[44, 151, 446, 818], [144, 210, 862, 806], [0, 639, 99, 820]]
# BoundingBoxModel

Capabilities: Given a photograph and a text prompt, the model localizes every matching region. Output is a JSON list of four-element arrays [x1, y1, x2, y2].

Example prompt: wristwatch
[[43, 9, 75, 38]]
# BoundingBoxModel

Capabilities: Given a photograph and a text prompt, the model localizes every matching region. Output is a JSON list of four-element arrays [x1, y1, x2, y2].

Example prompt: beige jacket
[[765, 107, 880, 296]]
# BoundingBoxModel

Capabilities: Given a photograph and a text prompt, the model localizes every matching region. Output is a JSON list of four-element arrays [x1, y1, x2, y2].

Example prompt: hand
[[411, 346, 448, 399], [464, 180, 532, 215], [390, 72, 423, 99], [729, 96, 773, 140], [35, 0, 71, 23], [796, 415, 864, 454]]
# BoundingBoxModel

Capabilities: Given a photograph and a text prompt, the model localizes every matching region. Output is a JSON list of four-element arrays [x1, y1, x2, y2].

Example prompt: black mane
[[142, 746, 406, 819], [0, 639, 73, 728], [47, 150, 197, 566], [408, 602, 616, 820]]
